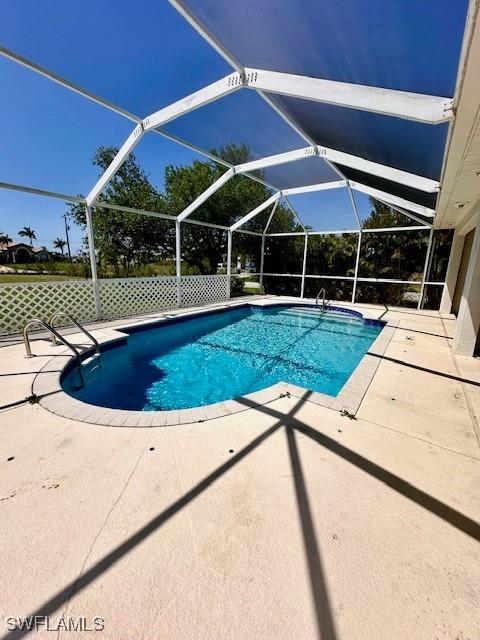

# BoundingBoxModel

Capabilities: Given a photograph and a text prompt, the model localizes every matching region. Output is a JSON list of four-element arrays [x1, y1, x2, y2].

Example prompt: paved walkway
[[0, 299, 479, 639]]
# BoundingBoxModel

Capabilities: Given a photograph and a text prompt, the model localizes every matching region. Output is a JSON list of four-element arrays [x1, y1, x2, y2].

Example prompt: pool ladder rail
[[23, 312, 102, 387], [315, 287, 328, 313]]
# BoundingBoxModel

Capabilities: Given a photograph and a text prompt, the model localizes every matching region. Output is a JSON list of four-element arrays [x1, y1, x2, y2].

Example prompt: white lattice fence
[[180, 275, 229, 307], [99, 275, 229, 318], [0, 280, 96, 334], [0, 275, 230, 334], [98, 277, 178, 319]]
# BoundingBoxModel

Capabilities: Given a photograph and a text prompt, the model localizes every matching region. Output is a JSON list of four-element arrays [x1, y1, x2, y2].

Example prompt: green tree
[[356, 199, 430, 305], [164, 143, 297, 273], [68, 147, 173, 276], [18, 226, 36, 246], [68, 144, 297, 276]]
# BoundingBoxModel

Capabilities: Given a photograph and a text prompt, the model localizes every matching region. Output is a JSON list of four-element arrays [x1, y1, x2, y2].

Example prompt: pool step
[[82, 353, 102, 376], [280, 307, 356, 321]]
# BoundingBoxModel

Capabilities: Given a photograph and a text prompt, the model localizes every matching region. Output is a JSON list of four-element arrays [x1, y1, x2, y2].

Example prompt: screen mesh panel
[[271, 97, 448, 181], [287, 188, 358, 231], [262, 156, 339, 191], [177, 0, 468, 212], [161, 90, 306, 162], [0, 0, 230, 115], [339, 166, 438, 211], [181, 0, 467, 95]]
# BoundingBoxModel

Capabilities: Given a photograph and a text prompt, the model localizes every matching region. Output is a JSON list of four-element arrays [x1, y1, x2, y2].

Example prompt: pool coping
[[33, 298, 398, 427]]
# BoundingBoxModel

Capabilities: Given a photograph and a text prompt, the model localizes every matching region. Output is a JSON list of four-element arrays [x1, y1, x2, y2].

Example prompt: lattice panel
[[0, 281, 96, 335], [98, 277, 178, 319], [0, 275, 230, 334], [180, 275, 229, 307]]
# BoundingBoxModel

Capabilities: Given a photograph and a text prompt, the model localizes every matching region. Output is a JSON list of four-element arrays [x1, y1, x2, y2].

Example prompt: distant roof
[[1, 242, 48, 252]]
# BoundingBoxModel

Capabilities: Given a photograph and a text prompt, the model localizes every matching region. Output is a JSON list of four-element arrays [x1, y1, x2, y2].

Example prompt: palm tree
[[0, 232, 12, 249], [53, 237, 67, 255], [18, 226, 36, 247]]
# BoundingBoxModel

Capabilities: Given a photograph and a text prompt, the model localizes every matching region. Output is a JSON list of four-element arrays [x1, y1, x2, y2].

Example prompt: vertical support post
[[260, 199, 279, 293], [439, 231, 465, 315], [63, 213, 72, 263], [352, 231, 362, 304], [226, 229, 232, 299], [300, 232, 308, 299], [85, 205, 101, 319], [175, 219, 182, 307], [260, 234, 266, 288], [453, 219, 480, 356], [347, 181, 362, 305], [346, 183, 362, 229], [418, 227, 434, 310]]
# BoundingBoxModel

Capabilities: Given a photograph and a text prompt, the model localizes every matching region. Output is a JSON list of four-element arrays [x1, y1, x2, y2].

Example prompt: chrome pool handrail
[[315, 287, 327, 312], [50, 311, 100, 356], [23, 318, 85, 386]]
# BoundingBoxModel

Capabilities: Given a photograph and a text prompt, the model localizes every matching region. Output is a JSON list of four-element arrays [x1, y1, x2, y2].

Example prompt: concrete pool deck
[[0, 296, 479, 639]]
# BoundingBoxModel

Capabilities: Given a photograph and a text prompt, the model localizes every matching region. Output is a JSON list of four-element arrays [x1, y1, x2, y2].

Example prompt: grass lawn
[[0, 274, 84, 283]]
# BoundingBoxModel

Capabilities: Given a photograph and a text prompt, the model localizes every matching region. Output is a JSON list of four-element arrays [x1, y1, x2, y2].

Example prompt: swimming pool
[[62, 304, 383, 411]]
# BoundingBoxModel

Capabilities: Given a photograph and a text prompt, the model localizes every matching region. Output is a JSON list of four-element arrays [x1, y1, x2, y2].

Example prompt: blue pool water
[[62, 305, 383, 411]]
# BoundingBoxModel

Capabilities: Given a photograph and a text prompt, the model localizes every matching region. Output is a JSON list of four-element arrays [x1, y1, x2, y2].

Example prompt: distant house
[[0, 242, 52, 264]]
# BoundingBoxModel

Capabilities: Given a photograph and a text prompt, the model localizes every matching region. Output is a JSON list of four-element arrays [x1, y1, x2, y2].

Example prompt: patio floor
[[0, 298, 479, 639]]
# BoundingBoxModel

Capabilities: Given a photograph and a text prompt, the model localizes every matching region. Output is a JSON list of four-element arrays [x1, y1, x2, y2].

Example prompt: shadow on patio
[[3, 391, 479, 640]]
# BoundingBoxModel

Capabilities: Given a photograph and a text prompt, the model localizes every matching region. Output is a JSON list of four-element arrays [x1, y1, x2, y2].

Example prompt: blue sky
[[0, 0, 372, 250]]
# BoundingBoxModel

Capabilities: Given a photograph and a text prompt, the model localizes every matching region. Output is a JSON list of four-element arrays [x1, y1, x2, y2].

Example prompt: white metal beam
[[86, 73, 243, 207], [317, 146, 439, 192], [97, 201, 232, 231], [168, 0, 243, 72], [0, 45, 141, 124], [84, 206, 101, 319], [263, 199, 279, 234], [0, 180, 85, 204], [226, 229, 233, 298], [142, 72, 242, 131], [300, 233, 309, 298], [166, 0, 305, 203], [349, 182, 435, 217], [346, 182, 362, 229], [282, 181, 346, 196], [418, 227, 435, 309], [2, 45, 285, 197], [254, 88, 353, 191], [376, 198, 432, 228], [175, 220, 182, 305], [244, 68, 453, 124], [352, 231, 362, 302], [230, 193, 280, 231], [267, 232, 308, 237], [259, 234, 266, 288], [177, 168, 235, 221], [86, 124, 144, 206], [267, 226, 429, 236], [236, 147, 315, 173], [362, 225, 429, 233], [237, 145, 438, 193], [235, 143, 438, 192]]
